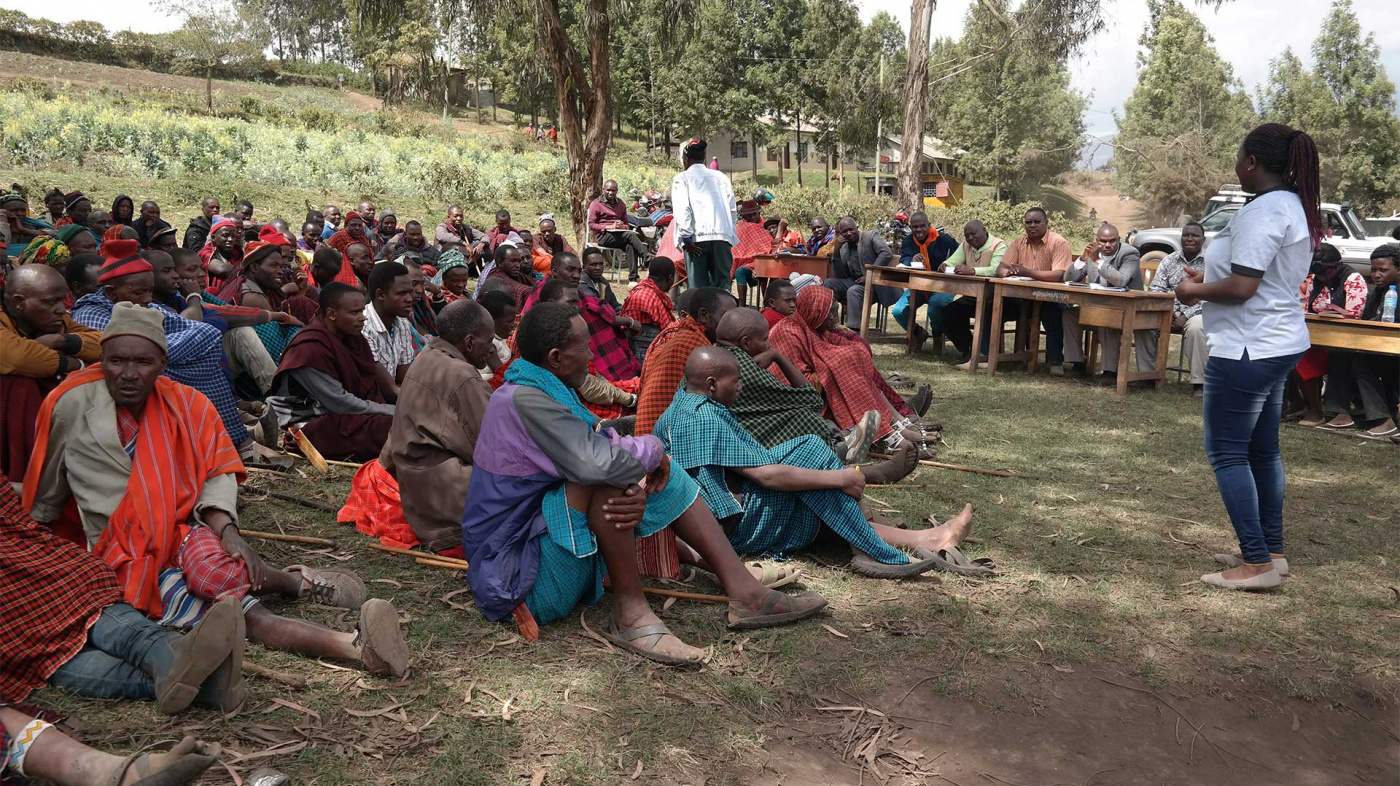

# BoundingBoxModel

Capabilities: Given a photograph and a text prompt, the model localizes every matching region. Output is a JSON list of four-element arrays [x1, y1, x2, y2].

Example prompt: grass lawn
[[27, 322, 1398, 785]]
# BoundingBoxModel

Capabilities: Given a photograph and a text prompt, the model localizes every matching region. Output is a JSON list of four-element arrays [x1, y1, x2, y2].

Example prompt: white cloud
[[857, 0, 1400, 137]]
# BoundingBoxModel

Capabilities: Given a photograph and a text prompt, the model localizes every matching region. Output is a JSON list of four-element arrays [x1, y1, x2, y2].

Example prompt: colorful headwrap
[[0, 189, 25, 208], [97, 239, 152, 282], [257, 224, 291, 247], [17, 236, 70, 269], [102, 225, 127, 244]]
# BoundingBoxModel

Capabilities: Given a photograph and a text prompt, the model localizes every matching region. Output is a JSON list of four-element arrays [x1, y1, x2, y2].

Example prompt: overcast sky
[[857, 0, 1400, 137], [3, 0, 1396, 138]]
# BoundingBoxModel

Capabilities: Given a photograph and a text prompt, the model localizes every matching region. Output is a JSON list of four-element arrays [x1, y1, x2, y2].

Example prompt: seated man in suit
[[1061, 223, 1147, 380], [823, 217, 896, 331]]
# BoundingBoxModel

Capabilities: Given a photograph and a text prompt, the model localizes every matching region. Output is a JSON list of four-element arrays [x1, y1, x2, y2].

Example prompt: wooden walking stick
[[286, 424, 329, 474]]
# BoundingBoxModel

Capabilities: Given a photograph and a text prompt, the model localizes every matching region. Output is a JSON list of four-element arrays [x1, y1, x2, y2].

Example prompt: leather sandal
[[726, 589, 828, 630], [601, 619, 706, 666], [104, 737, 220, 786]]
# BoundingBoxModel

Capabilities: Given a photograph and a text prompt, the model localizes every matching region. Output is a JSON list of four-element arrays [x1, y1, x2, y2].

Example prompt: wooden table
[[747, 254, 829, 306], [986, 278, 1175, 396], [1305, 314, 1400, 355], [857, 265, 993, 369]]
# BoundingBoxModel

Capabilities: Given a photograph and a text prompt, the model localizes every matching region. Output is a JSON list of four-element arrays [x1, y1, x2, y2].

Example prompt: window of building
[[766, 146, 780, 162], [730, 140, 749, 159], [797, 142, 809, 161]]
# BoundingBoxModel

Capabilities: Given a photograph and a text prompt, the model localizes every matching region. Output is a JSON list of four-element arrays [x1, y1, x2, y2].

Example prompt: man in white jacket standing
[[671, 139, 738, 291]]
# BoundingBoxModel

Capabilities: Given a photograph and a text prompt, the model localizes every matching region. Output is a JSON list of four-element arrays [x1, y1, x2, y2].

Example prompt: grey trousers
[[1136, 314, 1207, 385], [1062, 307, 1156, 372]]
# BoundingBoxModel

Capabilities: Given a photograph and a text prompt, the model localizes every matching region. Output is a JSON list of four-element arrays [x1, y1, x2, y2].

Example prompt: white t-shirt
[[1201, 190, 1312, 360]]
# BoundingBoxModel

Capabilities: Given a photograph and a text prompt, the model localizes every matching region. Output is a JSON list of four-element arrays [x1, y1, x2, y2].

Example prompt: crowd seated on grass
[[0, 152, 1394, 780]]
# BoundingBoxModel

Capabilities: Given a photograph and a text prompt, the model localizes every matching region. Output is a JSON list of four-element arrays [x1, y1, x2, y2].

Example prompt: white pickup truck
[[1128, 201, 1387, 277]]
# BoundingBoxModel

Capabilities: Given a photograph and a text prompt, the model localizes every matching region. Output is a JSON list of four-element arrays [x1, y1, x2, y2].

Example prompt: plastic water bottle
[[1384, 285, 1398, 323]]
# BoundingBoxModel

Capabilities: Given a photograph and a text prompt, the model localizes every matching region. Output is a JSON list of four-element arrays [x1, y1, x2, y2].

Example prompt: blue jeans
[[891, 292, 956, 334], [1203, 349, 1303, 565], [48, 603, 175, 702]]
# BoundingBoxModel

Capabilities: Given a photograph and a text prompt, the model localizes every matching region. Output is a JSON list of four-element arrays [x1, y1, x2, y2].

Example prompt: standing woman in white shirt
[[1174, 123, 1323, 592], [670, 139, 738, 291]]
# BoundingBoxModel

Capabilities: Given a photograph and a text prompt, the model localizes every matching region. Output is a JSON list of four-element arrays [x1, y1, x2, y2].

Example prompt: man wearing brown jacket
[[1, 264, 103, 478], [380, 299, 497, 550]]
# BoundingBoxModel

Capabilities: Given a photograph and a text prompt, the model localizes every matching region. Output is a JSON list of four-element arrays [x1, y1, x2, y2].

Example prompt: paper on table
[[1089, 283, 1128, 291]]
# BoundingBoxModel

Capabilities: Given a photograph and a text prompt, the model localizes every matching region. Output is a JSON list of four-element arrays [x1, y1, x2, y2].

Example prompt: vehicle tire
[[1139, 250, 1169, 287]]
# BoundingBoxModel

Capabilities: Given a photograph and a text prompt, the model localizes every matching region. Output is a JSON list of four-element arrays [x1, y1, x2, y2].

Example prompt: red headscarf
[[767, 286, 897, 440]]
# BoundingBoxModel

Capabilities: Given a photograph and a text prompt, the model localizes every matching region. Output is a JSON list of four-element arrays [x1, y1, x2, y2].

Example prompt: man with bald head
[[1061, 222, 1149, 379], [714, 307, 915, 477], [345, 299, 499, 552], [655, 345, 976, 578], [824, 216, 897, 330], [939, 220, 1007, 365], [1, 265, 104, 477], [589, 179, 650, 282]]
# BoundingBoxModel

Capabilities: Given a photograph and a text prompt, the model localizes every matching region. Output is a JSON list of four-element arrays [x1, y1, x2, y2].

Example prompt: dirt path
[[756, 666, 1397, 785], [1058, 172, 1154, 231]]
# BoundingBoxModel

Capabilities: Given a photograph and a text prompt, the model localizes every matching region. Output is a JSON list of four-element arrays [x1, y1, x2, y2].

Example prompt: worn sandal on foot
[[849, 551, 943, 579], [726, 589, 828, 630], [601, 619, 706, 666], [913, 546, 997, 577], [105, 737, 220, 786], [357, 599, 411, 677], [746, 561, 803, 589]]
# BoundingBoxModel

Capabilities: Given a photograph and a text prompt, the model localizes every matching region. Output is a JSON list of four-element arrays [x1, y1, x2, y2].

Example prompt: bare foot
[[918, 504, 973, 552], [860, 441, 918, 484]]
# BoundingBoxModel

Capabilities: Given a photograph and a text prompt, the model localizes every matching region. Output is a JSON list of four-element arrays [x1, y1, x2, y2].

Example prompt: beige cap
[[101, 302, 168, 355]]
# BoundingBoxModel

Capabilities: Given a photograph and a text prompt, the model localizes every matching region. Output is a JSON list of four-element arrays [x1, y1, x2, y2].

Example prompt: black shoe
[[1070, 362, 1087, 374], [1102, 370, 1116, 381]]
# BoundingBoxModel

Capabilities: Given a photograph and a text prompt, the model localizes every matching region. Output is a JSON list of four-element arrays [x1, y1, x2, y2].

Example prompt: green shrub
[[5, 77, 56, 101], [296, 106, 337, 132]]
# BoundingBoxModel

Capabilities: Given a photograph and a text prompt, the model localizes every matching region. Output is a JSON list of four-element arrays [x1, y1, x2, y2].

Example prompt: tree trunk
[[536, 0, 615, 249], [824, 150, 829, 189], [897, 0, 935, 209], [796, 108, 803, 187], [750, 134, 758, 182], [663, 123, 672, 159], [205, 64, 213, 111]]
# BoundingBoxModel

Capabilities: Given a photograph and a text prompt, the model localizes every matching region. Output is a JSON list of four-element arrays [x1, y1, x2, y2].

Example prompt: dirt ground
[[760, 665, 1396, 785], [1057, 172, 1150, 231]]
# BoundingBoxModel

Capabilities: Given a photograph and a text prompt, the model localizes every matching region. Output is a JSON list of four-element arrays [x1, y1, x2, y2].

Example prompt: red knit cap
[[258, 224, 291, 247], [97, 239, 152, 282]]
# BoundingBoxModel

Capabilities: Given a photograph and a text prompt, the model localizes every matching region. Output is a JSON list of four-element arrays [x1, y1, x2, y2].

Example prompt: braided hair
[[1240, 123, 1322, 249]]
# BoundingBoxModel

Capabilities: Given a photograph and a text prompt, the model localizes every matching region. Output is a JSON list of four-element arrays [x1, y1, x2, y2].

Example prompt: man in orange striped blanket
[[23, 303, 411, 679]]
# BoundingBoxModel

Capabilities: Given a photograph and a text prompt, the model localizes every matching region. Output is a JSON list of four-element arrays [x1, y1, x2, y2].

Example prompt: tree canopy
[[1260, 0, 1400, 212], [1110, 0, 1256, 221]]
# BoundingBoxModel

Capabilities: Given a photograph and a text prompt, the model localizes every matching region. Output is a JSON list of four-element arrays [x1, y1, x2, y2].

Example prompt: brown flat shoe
[[357, 599, 411, 677], [156, 597, 241, 714]]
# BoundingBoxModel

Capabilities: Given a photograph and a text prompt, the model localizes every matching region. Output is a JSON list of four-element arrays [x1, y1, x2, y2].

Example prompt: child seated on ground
[[654, 346, 992, 578], [459, 303, 829, 666]]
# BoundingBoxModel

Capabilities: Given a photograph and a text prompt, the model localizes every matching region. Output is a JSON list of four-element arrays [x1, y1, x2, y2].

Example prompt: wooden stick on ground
[[287, 425, 329, 474], [640, 587, 728, 604], [868, 454, 1016, 478], [324, 459, 362, 469], [416, 556, 467, 571], [917, 459, 1017, 478], [242, 490, 337, 513], [243, 661, 308, 687], [241, 530, 336, 546], [367, 542, 470, 568]]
